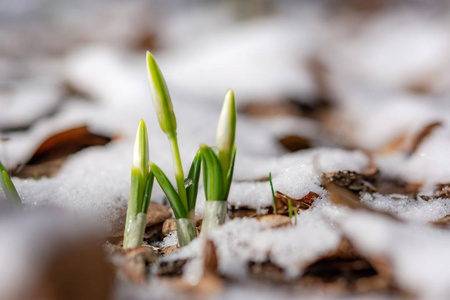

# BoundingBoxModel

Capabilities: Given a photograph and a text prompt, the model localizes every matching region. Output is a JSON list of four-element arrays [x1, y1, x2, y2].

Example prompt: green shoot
[[201, 144, 224, 201], [146, 51, 188, 212], [0, 160, 22, 209], [150, 150, 201, 218], [146, 51, 200, 246], [288, 198, 293, 219], [216, 89, 236, 180], [201, 89, 237, 234], [124, 120, 154, 249], [269, 172, 277, 214], [186, 150, 202, 215]]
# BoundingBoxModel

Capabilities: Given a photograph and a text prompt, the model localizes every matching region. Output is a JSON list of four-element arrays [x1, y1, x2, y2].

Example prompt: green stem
[[176, 218, 197, 247], [168, 135, 188, 213], [201, 200, 227, 235], [123, 212, 147, 249]]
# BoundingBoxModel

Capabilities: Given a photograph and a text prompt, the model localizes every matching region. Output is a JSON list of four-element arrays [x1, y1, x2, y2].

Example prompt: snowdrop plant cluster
[[200, 89, 236, 234], [0, 160, 22, 209], [123, 121, 154, 249], [123, 52, 237, 248]]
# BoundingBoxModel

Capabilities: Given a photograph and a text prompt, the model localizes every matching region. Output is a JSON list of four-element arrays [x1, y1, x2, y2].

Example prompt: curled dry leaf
[[13, 125, 112, 178], [407, 121, 442, 156], [378, 121, 442, 155], [274, 191, 319, 215]]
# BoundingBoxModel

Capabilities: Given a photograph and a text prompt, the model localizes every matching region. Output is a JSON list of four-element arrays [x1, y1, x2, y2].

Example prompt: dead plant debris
[[302, 239, 396, 294], [272, 191, 318, 215], [279, 135, 311, 152], [13, 125, 112, 178]]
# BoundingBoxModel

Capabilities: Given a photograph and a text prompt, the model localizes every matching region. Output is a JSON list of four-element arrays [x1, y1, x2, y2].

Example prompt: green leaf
[[141, 171, 154, 214], [125, 168, 143, 231], [0, 162, 22, 208], [223, 144, 237, 200], [200, 145, 224, 201], [150, 163, 187, 219], [186, 150, 201, 213]]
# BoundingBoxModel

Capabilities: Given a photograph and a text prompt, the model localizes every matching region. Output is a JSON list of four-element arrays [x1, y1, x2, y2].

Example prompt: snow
[[361, 193, 450, 223], [164, 200, 344, 281], [340, 211, 450, 300]]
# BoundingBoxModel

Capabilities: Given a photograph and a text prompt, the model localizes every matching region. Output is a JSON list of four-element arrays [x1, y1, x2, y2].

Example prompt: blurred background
[[2, 0, 450, 150]]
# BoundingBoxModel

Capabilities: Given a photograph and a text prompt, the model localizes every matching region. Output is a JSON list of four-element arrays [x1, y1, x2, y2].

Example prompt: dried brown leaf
[[257, 214, 292, 228], [274, 191, 319, 215], [13, 125, 112, 178], [408, 122, 442, 156], [279, 135, 311, 152]]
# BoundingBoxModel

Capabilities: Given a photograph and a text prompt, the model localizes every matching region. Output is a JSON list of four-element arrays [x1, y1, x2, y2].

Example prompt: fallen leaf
[[323, 170, 378, 193], [257, 214, 292, 228], [408, 122, 442, 156], [302, 238, 395, 293], [13, 125, 112, 178], [274, 191, 319, 215], [430, 215, 450, 228], [279, 135, 311, 152]]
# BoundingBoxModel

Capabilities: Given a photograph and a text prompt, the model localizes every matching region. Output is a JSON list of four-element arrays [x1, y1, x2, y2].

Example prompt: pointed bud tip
[[133, 120, 149, 171]]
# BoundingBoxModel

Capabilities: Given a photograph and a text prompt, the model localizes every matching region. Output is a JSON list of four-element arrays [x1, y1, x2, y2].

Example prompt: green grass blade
[[269, 172, 277, 215], [141, 171, 154, 214], [288, 199, 293, 219], [150, 163, 187, 219], [223, 144, 237, 200], [186, 150, 201, 213], [200, 145, 224, 201]]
